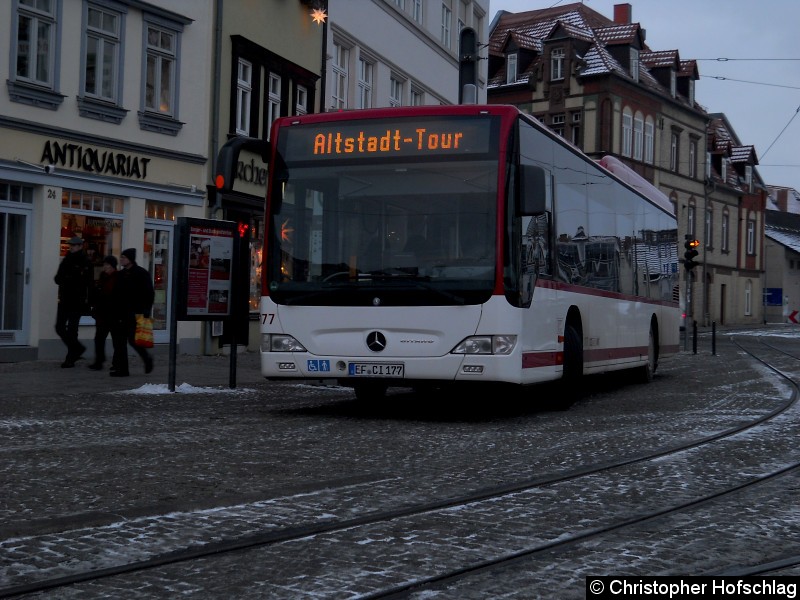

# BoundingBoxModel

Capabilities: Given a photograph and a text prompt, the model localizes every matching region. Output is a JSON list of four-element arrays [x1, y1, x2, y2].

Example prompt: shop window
[[145, 202, 175, 221], [249, 216, 264, 312], [60, 190, 124, 280]]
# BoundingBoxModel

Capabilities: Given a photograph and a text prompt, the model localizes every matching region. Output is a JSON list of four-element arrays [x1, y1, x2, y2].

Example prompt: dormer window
[[670, 70, 676, 97], [506, 53, 518, 84], [551, 47, 565, 81], [630, 47, 639, 82], [687, 79, 695, 104], [745, 165, 753, 193]]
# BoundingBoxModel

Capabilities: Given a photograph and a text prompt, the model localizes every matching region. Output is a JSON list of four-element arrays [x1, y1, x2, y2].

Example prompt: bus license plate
[[348, 363, 404, 377]]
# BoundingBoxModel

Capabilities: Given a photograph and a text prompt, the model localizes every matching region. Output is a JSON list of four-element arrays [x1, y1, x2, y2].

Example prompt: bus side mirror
[[519, 164, 547, 215]]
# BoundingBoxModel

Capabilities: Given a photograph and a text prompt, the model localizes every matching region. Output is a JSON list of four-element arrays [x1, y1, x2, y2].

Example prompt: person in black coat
[[54, 236, 94, 368], [110, 248, 154, 376], [88, 255, 118, 371]]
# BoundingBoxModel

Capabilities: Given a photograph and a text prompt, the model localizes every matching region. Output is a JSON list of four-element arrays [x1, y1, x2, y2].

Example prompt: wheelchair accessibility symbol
[[307, 360, 331, 373]]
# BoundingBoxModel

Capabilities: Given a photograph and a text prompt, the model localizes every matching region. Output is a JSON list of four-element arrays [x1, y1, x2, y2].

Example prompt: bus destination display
[[280, 117, 494, 162]]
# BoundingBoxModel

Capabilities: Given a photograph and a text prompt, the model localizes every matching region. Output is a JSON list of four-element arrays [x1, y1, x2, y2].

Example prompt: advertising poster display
[[174, 218, 239, 321]]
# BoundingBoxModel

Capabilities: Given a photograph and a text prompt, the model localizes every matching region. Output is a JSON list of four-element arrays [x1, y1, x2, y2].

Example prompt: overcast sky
[[488, 0, 800, 193]]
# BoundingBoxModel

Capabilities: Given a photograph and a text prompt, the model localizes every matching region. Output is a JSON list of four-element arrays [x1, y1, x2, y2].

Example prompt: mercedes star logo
[[366, 331, 387, 352]]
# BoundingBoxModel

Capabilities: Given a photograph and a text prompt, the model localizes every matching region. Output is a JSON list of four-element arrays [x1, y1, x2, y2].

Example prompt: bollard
[[711, 321, 716, 355], [692, 320, 697, 354]]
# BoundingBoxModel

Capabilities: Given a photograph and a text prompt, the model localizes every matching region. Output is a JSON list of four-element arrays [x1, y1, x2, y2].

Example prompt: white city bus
[[217, 104, 681, 406]]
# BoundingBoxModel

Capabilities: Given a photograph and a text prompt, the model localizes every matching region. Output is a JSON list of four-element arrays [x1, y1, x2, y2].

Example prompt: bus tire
[[637, 324, 657, 383], [353, 381, 388, 402], [558, 322, 584, 408]]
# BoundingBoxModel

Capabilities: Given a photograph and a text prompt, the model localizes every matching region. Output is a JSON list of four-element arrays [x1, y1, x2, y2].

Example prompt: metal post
[[692, 320, 697, 354], [711, 321, 716, 355]]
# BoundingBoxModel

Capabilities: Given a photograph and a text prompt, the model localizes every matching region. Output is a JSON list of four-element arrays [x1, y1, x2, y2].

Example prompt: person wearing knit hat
[[111, 248, 154, 376], [87, 256, 119, 371], [53, 235, 93, 367]]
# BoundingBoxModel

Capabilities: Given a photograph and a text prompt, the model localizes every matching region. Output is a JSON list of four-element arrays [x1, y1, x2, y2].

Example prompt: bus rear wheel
[[637, 324, 657, 383]]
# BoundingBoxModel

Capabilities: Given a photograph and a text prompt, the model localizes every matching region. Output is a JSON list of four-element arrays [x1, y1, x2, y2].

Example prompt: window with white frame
[[687, 203, 696, 237], [721, 210, 729, 251], [746, 217, 755, 254], [267, 73, 281, 137], [506, 53, 518, 84], [571, 112, 581, 146], [331, 42, 348, 110], [670, 69, 676, 97], [295, 85, 307, 116], [633, 113, 643, 161], [670, 131, 679, 172], [357, 57, 373, 109], [630, 47, 639, 82], [689, 139, 697, 179], [236, 58, 252, 135], [551, 47, 565, 81], [551, 114, 565, 137], [688, 78, 695, 105], [745, 165, 753, 192], [644, 118, 654, 163], [411, 86, 423, 106], [441, 3, 452, 49], [412, 0, 423, 23], [15, 0, 56, 87], [390, 76, 403, 107], [745, 280, 752, 316], [721, 157, 728, 182], [144, 24, 176, 115], [705, 208, 713, 249], [621, 109, 633, 157], [83, 4, 120, 102]]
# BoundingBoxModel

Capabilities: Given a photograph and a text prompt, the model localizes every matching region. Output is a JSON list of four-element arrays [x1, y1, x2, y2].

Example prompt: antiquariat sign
[[40, 140, 151, 179]]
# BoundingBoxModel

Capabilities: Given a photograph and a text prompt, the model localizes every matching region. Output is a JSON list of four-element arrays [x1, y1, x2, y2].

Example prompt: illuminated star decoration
[[281, 219, 294, 242], [310, 7, 327, 25]]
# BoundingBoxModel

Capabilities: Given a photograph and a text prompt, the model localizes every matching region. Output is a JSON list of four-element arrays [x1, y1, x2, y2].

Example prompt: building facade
[[1, 0, 213, 361], [486, 1, 765, 328], [1, 0, 492, 362], [325, 0, 489, 109]]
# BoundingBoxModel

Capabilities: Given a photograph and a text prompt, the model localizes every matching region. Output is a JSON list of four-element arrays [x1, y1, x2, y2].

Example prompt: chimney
[[614, 3, 632, 24]]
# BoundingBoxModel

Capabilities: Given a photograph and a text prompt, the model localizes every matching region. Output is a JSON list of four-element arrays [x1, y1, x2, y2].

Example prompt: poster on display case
[[174, 218, 239, 321]]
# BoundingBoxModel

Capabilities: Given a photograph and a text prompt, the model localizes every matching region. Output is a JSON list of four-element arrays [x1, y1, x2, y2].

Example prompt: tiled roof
[[731, 145, 756, 164], [594, 23, 640, 46], [640, 50, 679, 69], [766, 211, 800, 253], [679, 59, 699, 78], [488, 3, 694, 107]]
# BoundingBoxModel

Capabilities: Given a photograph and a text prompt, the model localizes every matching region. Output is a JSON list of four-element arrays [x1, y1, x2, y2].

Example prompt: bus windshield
[[267, 116, 500, 306]]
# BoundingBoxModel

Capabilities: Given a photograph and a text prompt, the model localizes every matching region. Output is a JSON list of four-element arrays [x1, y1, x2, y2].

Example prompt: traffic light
[[458, 27, 478, 104], [214, 137, 270, 193], [683, 236, 700, 271]]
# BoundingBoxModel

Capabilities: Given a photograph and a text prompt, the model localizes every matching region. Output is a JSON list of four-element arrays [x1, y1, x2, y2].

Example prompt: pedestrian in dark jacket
[[88, 255, 118, 371], [110, 248, 154, 376], [54, 236, 94, 368]]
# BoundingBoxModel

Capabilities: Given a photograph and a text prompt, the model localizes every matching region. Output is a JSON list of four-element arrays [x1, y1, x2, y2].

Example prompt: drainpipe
[[319, 0, 328, 112], [211, 0, 223, 217]]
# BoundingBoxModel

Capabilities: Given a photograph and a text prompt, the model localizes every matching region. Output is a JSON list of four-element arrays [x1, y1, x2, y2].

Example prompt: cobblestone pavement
[[2, 326, 800, 598]]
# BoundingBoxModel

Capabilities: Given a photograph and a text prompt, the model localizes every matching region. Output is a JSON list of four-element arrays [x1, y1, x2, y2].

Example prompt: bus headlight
[[263, 334, 307, 352], [451, 335, 517, 355]]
